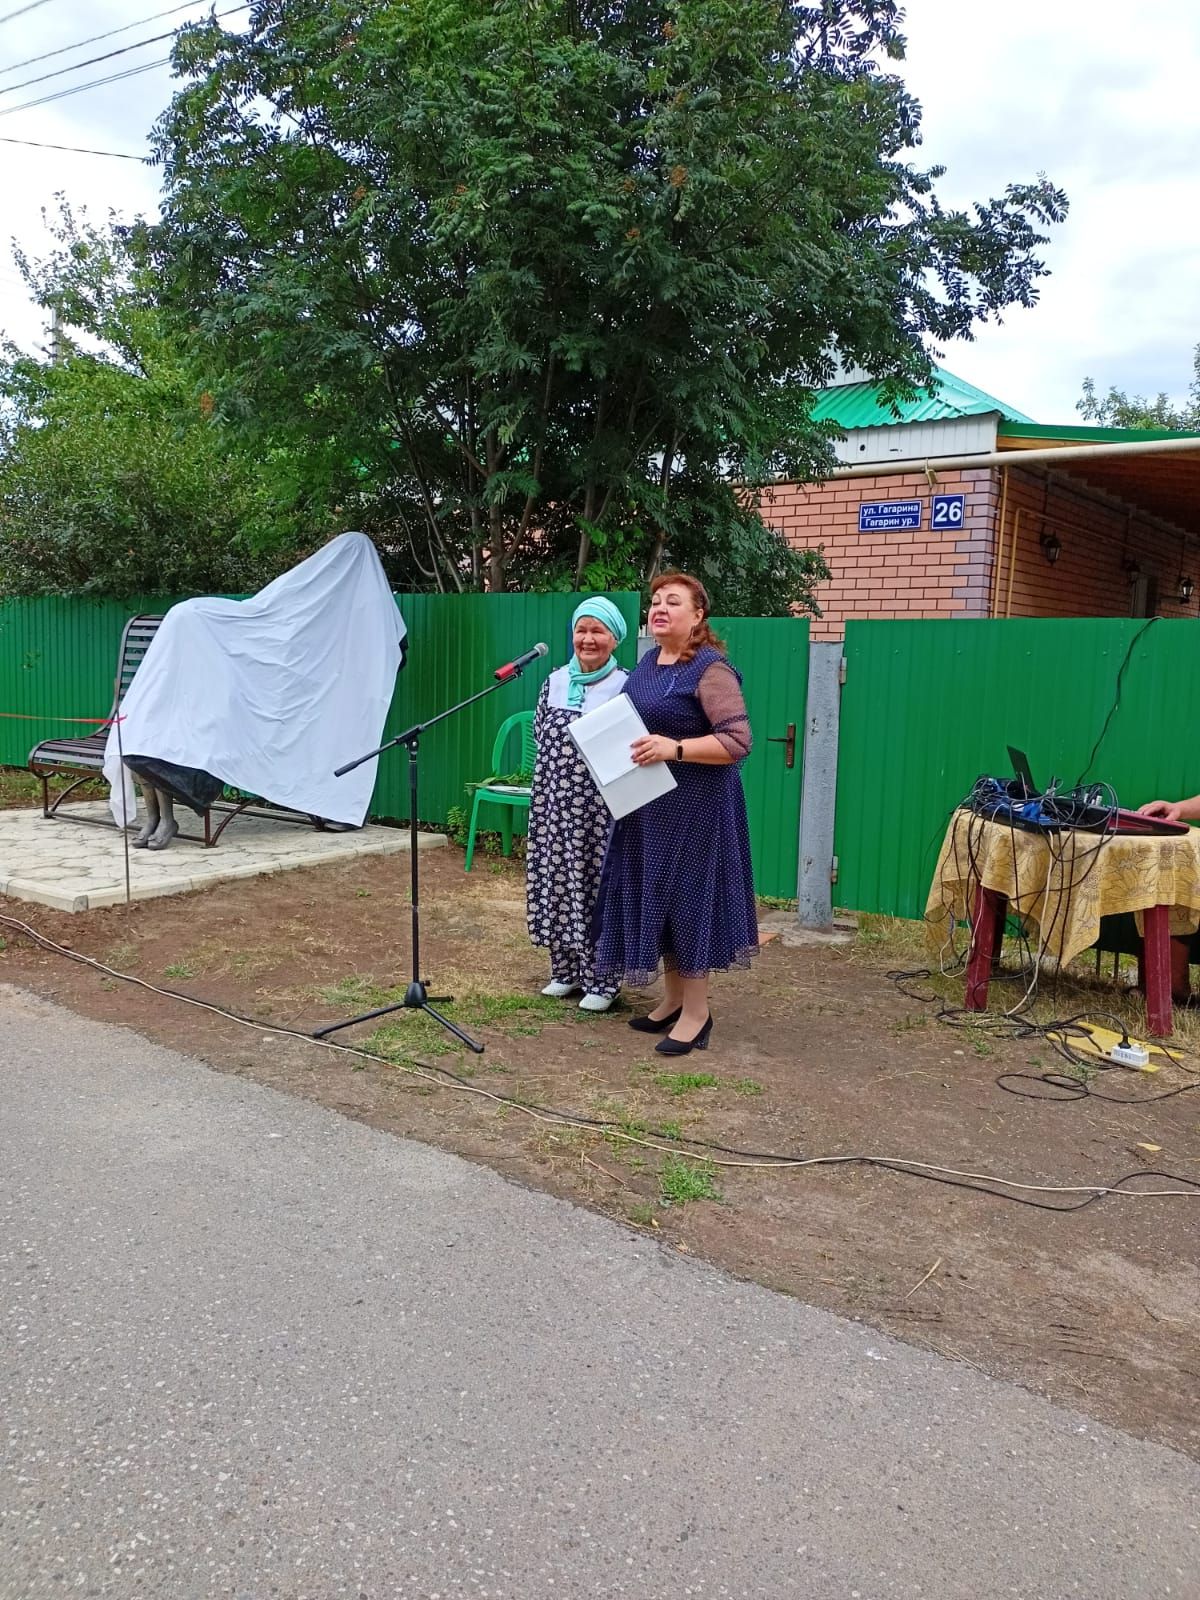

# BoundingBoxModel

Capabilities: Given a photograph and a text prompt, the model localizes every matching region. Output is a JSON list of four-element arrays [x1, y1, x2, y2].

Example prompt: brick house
[[762, 367, 1200, 640]]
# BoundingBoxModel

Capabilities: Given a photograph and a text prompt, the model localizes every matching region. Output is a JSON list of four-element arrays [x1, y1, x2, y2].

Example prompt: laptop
[[1006, 747, 1189, 837]]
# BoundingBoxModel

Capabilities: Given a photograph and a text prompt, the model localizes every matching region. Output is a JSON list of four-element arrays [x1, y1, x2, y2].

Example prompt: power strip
[[1109, 1042, 1151, 1069]]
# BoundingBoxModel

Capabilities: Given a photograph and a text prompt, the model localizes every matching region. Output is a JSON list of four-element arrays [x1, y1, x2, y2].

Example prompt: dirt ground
[[2, 813, 1198, 1461]]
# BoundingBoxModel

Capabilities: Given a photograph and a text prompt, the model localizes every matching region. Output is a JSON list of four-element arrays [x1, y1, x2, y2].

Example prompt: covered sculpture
[[103, 532, 407, 840]]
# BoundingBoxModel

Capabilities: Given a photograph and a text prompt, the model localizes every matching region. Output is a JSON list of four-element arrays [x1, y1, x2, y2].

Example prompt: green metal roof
[[998, 420, 1200, 444], [811, 365, 1035, 429]]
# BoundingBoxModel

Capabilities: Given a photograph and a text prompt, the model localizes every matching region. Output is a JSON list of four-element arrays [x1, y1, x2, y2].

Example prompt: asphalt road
[[2, 983, 1198, 1600]]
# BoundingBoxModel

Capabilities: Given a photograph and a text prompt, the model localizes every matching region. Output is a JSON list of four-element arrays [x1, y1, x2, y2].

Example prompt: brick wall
[[1000, 467, 1195, 622], [761, 467, 998, 641], [763, 461, 1197, 638]]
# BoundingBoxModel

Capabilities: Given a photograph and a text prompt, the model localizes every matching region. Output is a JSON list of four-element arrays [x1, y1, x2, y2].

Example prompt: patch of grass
[[659, 1155, 720, 1206], [593, 1096, 651, 1166], [627, 1202, 658, 1227], [163, 962, 195, 980], [321, 978, 568, 1026], [317, 974, 396, 1010], [852, 913, 931, 965], [0, 765, 108, 810], [658, 1120, 683, 1140], [968, 1032, 994, 1058], [228, 948, 284, 981], [104, 941, 141, 972], [177, 941, 287, 982], [468, 991, 573, 1028], [1062, 1056, 1098, 1085], [445, 795, 530, 861], [757, 894, 797, 912], [593, 1096, 646, 1134], [330, 983, 576, 1061], [732, 1077, 763, 1096], [361, 1021, 458, 1062], [0, 767, 42, 808], [652, 1070, 719, 1098]]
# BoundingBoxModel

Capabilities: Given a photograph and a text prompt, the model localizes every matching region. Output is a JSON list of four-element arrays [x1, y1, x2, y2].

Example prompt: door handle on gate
[[766, 722, 796, 769]]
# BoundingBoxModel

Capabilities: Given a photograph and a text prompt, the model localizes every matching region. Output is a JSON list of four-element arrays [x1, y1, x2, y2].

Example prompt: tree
[[148, 0, 1067, 612], [1078, 344, 1200, 431], [0, 208, 317, 598]]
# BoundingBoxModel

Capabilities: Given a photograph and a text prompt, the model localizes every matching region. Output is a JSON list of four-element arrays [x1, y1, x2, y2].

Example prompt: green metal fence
[[370, 592, 639, 825], [835, 617, 1200, 920], [0, 591, 641, 826], [0, 595, 173, 759], [20, 602, 1185, 920], [712, 617, 809, 901]]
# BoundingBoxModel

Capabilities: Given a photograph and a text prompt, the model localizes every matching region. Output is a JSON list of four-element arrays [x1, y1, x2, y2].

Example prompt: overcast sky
[[1, 0, 1197, 423]]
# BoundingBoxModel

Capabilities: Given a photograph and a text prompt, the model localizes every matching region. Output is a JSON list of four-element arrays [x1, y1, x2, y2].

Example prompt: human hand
[[1139, 800, 1184, 822], [631, 734, 674, 766]]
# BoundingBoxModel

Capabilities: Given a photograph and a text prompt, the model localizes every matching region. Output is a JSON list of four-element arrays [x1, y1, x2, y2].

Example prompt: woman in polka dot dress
[[526, 598, 629, 1012], [593, 573, 757, 1054]]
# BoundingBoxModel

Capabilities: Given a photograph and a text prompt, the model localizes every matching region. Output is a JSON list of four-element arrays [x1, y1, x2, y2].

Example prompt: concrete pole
[[796, 642, 844, 931]]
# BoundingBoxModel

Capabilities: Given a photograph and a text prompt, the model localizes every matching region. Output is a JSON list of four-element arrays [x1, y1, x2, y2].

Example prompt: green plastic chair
[[463, 709, 538, 871]]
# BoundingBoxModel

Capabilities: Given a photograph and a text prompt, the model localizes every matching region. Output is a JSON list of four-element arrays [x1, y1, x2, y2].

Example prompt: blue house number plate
[[931, 494, 966, 531]]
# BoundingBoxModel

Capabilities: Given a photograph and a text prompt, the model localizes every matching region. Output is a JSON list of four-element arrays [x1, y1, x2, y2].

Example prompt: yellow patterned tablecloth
[[925, 810, 1200, 968]]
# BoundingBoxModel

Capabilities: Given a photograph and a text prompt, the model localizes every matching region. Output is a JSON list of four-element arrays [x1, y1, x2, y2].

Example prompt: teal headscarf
[[566, 597, 627, 709]]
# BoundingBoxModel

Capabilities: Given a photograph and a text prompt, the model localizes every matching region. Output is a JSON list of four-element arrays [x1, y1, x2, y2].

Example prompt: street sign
[[858, 499, 922, 533], [931, 493, 966, 531]]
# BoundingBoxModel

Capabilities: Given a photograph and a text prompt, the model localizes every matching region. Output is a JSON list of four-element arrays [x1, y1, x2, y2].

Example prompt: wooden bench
[[28, 611, 327, 847]]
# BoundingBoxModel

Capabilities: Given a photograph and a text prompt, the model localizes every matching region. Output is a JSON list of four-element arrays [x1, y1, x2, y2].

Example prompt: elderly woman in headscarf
[[526, 597, 629, 1012]]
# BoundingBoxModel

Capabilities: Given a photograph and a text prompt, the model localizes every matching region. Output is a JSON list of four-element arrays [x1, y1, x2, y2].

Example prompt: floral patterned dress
[[526, 664, 628, 997]]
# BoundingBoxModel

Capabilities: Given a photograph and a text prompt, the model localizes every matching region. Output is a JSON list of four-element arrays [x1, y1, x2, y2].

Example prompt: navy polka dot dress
[[594, 645, 758, 985]]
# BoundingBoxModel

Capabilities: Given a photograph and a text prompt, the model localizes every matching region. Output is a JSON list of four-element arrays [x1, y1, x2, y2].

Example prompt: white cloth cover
[[103, 532, 406, 828]]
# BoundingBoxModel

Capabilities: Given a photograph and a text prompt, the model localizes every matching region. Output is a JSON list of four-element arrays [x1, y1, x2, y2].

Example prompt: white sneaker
[[578, 992, 615, 1013], [542, 980, 581, 998]]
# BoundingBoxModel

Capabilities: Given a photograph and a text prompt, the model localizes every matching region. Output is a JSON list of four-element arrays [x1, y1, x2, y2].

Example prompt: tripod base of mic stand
[[311, 980, 485, 1053]]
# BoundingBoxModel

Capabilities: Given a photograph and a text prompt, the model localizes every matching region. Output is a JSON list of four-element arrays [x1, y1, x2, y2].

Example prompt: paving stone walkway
[[0, 801, 443, 912]]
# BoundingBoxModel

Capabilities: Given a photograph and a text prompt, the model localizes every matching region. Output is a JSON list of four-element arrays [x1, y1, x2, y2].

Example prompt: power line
[[0, 132, 148, 159], [0, 55, 173, 117], [0, 4, 247, 98], [0, 0, 57, 26], [1, 26, 192, 99], [0, 0, 212, 77]]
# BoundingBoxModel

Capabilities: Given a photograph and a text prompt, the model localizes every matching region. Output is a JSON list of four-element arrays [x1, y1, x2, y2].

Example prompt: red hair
[[650, 571, 725, 663]]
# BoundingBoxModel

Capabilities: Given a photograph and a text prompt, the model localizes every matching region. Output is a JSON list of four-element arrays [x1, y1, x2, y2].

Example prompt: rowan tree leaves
[[139, 0, 1067, 613]]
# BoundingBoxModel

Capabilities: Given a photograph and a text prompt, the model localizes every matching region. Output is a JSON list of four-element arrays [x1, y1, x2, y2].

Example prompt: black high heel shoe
[[628, 1006, 683, 1034], [655, 1014, 713, 1056]]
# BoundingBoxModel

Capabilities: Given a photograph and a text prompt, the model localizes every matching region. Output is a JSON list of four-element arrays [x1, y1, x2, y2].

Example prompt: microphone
[[494, 642, 548, 681]]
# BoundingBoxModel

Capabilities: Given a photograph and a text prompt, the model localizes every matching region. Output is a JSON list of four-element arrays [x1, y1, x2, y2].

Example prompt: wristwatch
[[675, 742, 684, 762]]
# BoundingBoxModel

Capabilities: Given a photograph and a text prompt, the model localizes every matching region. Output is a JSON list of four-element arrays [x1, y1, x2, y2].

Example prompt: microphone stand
[[312, 667, 534, 1051]]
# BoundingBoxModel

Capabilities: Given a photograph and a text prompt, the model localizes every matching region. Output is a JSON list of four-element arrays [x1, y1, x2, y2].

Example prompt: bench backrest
[[111, 614, 164, 720]]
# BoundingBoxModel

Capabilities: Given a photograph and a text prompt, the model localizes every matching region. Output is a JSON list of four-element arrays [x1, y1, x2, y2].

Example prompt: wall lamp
[[1180, 575, 1196, 606], [1039, 531, 1062, 565]]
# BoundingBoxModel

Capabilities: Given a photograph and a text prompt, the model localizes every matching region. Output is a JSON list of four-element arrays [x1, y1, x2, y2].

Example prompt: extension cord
[[1109, 1043, 1151, 1069]]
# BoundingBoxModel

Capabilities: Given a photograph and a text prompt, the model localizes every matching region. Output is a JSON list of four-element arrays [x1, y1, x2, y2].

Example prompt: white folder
[[567, 692, 677, 820]]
